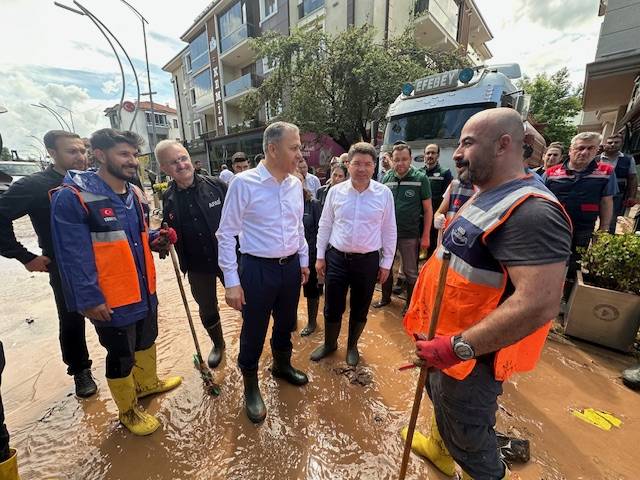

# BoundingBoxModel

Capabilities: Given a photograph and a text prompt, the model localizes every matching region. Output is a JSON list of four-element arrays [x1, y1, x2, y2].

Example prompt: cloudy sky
[[0, 0, 603, 157]]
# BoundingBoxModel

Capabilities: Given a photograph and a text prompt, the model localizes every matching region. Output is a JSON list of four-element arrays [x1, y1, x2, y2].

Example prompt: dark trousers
[[568, 229, 593, 279], [187, 270, 223, 329], [48, 262, 92, 376], [0, 342, 9, 460], [608, 195, 624, 234], [324, 248, 379, 326], [94, 312, 158, 379], [427, 224, 439, 258], [427, 361, 505, 480], [302, 257, 323, 299], [238, 254, 301, 371]]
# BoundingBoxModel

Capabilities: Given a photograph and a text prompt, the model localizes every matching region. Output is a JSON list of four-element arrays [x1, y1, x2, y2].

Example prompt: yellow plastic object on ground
[[571, 408, 622, 431]]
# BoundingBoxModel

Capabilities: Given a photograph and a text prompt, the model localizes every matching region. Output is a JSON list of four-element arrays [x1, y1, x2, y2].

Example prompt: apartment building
[[581, 0, 640, 154], [162, 0, 493, 171], [104, 101, 181, 155]]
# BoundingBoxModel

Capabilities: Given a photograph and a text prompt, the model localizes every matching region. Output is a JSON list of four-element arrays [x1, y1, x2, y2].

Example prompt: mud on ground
[[1, 217, 639, 479]]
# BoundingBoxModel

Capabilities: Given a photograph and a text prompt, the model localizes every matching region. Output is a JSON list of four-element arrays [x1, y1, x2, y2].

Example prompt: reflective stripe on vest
[[405, 176, 569, 382], [64, 185, 156, 309]]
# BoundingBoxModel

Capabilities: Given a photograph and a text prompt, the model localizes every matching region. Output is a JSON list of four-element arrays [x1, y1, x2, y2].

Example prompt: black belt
[[329, 246, 378, 259], [244, 253, 297, 265]]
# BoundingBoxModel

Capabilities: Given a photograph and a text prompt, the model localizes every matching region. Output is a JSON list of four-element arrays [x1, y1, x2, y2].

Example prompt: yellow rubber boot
[[401, 413, 456, 477], [0, 448, 20, 479], [133, 344, 182, 399], [107, 374, 160, 436]]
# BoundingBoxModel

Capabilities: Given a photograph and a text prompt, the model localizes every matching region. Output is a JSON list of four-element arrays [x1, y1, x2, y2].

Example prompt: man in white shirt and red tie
[[216, 122, 310, 424], [311, 142, 397, 366]]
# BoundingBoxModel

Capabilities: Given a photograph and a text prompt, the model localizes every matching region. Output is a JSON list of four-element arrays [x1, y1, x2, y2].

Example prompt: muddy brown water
[[1, 217, 639, 479]]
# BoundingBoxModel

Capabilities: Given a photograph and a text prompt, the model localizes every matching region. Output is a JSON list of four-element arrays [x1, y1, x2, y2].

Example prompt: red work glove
[[623, 198, 638, 208], [415, 334, 461, 370], [159, 227, 178, 244], [150, 227, 177, 256]]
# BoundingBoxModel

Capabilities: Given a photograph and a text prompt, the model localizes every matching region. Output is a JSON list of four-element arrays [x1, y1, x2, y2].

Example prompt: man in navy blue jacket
[[51, 128, 181, 436]]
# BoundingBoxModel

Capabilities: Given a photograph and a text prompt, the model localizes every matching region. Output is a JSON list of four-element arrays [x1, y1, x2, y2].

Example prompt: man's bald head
[[453, 107, 527, 189]]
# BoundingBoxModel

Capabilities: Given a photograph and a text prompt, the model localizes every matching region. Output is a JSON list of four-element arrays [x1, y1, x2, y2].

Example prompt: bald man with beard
[[401, 108, 572, 479]]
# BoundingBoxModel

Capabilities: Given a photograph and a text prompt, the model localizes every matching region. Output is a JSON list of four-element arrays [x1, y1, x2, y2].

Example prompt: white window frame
[[259, 0, 278, 24], [190, 88, 197, 106], [193, 119, 203, 137], [185, 53, 192, 73]]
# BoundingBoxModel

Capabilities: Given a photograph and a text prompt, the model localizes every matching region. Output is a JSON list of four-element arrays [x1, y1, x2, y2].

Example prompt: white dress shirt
[[303, 173, 322, 198], [219, 169, 235, 184], [216, 162, 309, 287], [316, 179, 397, 269]]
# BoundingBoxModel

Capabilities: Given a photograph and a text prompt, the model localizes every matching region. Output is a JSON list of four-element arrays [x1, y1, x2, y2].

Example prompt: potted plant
[[564, 232, 640, 351], [152, 182, 168, 209]]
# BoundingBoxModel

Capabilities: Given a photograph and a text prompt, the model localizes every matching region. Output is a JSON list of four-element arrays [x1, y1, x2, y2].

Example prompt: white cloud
[[101, 78, 120, 95]]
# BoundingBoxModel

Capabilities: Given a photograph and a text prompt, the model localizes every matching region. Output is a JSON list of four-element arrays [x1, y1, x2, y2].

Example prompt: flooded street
[[1, 217, 639, 480]]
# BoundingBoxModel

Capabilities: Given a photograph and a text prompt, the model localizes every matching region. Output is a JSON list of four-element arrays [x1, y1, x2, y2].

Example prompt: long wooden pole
[[398, 250, 451, 480]]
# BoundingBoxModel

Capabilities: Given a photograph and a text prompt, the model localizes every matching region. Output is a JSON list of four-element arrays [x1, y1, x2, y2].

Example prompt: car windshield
[[384, 103, 495, 144], [0, 163, 41, 177]]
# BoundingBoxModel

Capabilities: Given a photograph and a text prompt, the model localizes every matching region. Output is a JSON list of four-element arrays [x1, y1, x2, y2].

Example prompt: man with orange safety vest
[[401, 108, 572, 479], [51, 128, 182, 436]]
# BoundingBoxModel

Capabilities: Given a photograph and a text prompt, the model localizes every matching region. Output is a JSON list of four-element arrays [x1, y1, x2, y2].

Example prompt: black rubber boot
[[622, 364, 640, 390], [300, 297, 319, 336], [346, 321, 367, 366], [271, 349, 309, 386], [74, 368, 98, 398], [373, 273, 393, 308], [241, 369, 266, 423], [402, 282, 415, 316], [310, 322, 341, 361], [392, 276, 405, 295], [205, 319, 225, 368]]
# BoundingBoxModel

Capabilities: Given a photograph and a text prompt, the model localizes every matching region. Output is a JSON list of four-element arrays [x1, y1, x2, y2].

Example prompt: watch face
[[454, 342, 474, 360]]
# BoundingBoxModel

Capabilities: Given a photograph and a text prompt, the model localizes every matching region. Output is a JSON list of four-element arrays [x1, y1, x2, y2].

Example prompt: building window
[[193, 119, 203, 137], [192, 68, 213, 104], [173, 119, 179, 128], [298, 0, 325, 20], [154, 114, 168, 126], [189, 30, 209, 72], [260, 0, 278, 22], [190, 88, 197, 106], [262, 57, 276, 73], [145, 112, 152, 124], [185, 53, 192, 72], [219, 2, 245, 40]]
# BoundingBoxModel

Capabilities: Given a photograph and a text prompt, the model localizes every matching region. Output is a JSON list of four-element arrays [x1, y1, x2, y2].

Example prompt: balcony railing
[[220, 23, 257, 53], [298, 0, 324, 19], [224, 73, 263, 98]]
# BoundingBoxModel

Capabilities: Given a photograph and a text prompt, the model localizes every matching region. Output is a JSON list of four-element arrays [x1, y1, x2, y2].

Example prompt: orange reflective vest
[[404, 176, 569, 382], [56, 184, 156, 309]]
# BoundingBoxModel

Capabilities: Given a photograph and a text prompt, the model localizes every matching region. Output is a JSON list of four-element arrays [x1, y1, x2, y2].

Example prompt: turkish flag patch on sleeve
[[100, 207, 115, 218]]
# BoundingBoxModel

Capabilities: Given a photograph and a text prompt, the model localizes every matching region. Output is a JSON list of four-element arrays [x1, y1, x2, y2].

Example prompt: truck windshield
[[0, 163, 41, 177], [384, 103, 495, 144]]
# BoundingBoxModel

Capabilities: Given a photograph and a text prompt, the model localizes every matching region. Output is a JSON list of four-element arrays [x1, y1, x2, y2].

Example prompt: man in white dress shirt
[[311, 142, 397, 366], [216, 122, 310, 424], [297, 158, 321, 197], [218, 165, 234, 184]]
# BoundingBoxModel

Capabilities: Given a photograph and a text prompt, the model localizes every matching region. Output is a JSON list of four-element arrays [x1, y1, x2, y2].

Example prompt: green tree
[[0, 147, 11, 161], [240, 25, 468, 149], [518, 68, 582, 148]]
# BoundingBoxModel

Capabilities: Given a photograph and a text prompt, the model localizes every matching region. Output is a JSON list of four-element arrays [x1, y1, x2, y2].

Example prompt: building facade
[[104, 101, 181, 155], [162, 0, 493, 172], [580, 0, 640, 153]]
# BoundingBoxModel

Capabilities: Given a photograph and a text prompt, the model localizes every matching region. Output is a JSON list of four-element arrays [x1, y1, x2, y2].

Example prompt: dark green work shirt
[[382, 166, 431, 239], [423, 164, 453, 211]]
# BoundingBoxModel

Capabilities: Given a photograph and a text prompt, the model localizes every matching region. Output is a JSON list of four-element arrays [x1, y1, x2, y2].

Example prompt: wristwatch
[[452, 335, 475, 361]]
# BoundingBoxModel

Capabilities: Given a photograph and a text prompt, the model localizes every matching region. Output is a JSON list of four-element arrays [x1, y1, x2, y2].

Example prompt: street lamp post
[[31, 103, 69, 130], [119, 0, 158, 156], [54, 1, 141, 131], [0, 106, 7, 153], [56, 105, 76, 132]]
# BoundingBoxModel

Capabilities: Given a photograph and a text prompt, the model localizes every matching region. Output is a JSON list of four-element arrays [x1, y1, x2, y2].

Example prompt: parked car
[[0, 161, 43, 194]]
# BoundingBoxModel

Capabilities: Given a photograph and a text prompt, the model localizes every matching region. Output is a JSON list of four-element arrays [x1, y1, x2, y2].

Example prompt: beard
[[105, 158, 137, 181]]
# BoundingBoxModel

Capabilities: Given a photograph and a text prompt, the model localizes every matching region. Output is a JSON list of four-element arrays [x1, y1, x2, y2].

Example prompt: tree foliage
[[240, 25, 468, 149], [518, 68, 582, 148], [0, 147, 11, 161]]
